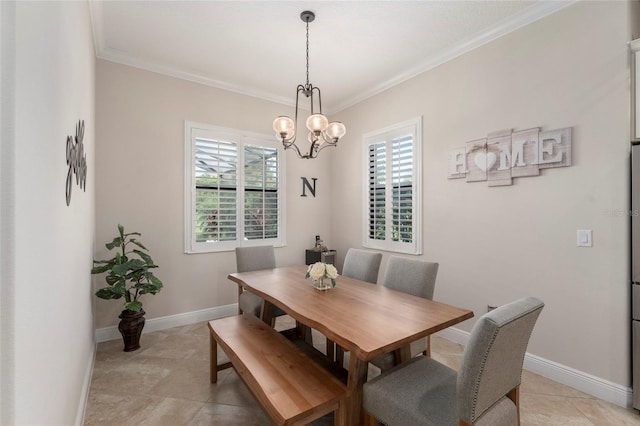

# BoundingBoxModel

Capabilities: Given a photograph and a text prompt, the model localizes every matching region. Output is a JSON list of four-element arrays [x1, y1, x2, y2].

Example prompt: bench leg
[[210, 332, 218, 383]]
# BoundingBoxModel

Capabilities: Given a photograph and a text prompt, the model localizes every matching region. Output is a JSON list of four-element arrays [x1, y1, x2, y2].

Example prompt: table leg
[[260, 300, 275, 326], [346, 355, 369, 425], [392, 344, 411, 365], [209, 331, 218, 383]]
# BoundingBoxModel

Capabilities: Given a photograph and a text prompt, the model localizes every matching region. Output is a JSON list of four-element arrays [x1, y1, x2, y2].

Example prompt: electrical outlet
[[577, 229, 592, 247]]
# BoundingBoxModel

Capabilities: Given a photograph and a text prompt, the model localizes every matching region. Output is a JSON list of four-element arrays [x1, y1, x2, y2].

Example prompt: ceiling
[[89, 1, 575, 114]]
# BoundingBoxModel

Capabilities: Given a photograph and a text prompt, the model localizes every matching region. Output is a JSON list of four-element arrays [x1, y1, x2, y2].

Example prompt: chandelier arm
[[309, 84, 315, 115], [285, 139, 305, 158], [320, 133, 339, 145], [293, 84, 305, 140], [311, 86, 323, 115], [314, 143, 336, 156]]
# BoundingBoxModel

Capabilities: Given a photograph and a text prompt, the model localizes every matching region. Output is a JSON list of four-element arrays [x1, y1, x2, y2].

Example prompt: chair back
[[457, 297, 544, 424], [235, 246, 276, 272], [342, 248, 382, 284], [381, 256, 438, 300]]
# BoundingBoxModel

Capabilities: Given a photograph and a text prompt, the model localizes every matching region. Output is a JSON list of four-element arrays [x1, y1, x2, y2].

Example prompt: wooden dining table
[[228, 265, 474, 425]]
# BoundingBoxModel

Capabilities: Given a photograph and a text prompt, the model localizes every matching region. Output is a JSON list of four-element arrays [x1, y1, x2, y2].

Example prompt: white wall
[[95, 60, 332, 328], [2, 1, 96, 424], [330, 1, 632, 387]]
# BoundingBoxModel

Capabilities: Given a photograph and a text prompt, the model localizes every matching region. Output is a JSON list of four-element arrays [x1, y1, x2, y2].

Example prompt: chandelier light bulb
[[273, 115, 295, 134], [306, 114, 329, 134], [273, 116, 295, 138], [324, 121, 346, 141]]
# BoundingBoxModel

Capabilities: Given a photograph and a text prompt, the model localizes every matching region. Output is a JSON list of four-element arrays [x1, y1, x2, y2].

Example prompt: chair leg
[[237, 285, 243, 315], [363, 412, 378, 426], [327, 338, 335, 362], [507, 386, 520, 425], [423, 335, 431, 357]]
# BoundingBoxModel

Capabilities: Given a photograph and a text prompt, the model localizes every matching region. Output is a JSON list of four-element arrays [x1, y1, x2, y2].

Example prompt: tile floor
[[84, 316, 640, 425]]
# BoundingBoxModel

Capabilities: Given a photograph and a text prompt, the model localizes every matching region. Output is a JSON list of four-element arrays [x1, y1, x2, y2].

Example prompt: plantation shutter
[[368, 142, 386, 240], [194, 138, 238, 242], [362, 117, 421, 255], [244, 146, 279, 240], [391, 136, 413, 243], [186, 122, 285, 253]]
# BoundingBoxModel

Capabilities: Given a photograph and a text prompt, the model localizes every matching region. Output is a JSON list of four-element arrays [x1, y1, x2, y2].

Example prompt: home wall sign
[[301, 177, 317, 197], [66, 120, 87, 206], [448, 126, 571, 187]]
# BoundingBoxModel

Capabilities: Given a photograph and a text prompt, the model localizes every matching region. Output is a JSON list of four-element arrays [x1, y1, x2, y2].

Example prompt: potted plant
[[92, 224, 163, 351]]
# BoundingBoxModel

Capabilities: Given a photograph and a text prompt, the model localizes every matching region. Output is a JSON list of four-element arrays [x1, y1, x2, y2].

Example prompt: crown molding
[[90, 1, 577, 115], [330, 0, 579, 113], [96, 47, 297, 108]]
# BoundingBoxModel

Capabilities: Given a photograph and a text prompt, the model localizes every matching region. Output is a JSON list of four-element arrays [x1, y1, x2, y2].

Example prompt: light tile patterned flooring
[[84, 316, 640, 425]]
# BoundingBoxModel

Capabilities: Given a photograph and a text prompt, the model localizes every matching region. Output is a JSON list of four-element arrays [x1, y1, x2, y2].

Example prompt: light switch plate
[[577, 229, 592, 247]]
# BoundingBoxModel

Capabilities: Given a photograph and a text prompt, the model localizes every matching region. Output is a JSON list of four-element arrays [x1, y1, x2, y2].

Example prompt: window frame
[[184, 121, 286, 254], [362, 117, 422, 255]]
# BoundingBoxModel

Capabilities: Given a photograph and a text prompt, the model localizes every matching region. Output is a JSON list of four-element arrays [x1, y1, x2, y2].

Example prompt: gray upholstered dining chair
[[363, 297, 544, 426], [369, 256, 439, 372], [341, 248, 383, 284], [235, 246, 286, 326], [332, 248, 383, 364]]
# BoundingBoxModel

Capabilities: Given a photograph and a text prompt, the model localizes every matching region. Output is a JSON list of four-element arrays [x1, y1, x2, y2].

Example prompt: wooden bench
[[209, 314, 347, 426]]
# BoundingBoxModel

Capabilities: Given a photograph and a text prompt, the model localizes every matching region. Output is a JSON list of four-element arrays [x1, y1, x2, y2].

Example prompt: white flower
[[308, 262, 326, 280], [325, 264, 338, 279]]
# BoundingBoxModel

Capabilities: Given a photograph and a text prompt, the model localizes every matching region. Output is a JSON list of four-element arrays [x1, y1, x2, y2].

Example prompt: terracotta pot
[[118, 309, 145, 352]]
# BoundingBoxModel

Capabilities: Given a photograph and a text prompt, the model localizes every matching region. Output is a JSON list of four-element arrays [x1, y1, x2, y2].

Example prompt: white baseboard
[[94, 309, 633, 409], [75, 340, 96, 426], [95, 303, 238, 343], [436, 327, 632, 409]]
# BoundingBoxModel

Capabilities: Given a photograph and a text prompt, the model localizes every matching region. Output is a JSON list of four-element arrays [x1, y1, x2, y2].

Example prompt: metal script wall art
[[448, 127, 571, 186], [66, 120, 87, 206]]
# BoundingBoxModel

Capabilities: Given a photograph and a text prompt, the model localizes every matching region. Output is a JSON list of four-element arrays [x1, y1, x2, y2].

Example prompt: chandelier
[[273, 11, 346, 159]]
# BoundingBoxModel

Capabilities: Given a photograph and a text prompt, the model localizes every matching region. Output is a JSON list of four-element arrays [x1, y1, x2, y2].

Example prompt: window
[[184, 122, 285, 253], [363, 117, 422, 255]]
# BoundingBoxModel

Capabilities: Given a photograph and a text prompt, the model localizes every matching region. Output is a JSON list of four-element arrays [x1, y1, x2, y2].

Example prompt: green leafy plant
[[92, 224, 163, 312]]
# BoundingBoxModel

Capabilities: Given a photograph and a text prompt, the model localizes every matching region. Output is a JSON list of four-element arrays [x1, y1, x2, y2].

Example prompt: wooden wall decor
[[65, 120, 87, 206], [301, 177, 317, 197], [448, 126, 571, 186]]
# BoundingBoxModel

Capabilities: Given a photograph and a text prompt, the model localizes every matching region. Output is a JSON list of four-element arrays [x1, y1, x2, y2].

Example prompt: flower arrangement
[[305, 262, 339, 289]]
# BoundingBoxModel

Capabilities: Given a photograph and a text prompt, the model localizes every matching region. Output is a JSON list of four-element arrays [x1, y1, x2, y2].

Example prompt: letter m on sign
[[301, 177, 317, 197]]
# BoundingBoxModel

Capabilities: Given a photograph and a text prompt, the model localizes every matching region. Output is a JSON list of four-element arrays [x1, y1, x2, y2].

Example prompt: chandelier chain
[[305, 20, 310, 87]]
